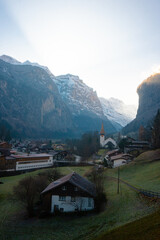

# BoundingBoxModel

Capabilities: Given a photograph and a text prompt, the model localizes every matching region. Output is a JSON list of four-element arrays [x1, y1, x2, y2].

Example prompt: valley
[[1, 149, 160, 240]]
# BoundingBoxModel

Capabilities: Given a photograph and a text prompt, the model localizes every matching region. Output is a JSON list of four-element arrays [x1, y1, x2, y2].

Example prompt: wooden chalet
[[41, 172, 96, 214]]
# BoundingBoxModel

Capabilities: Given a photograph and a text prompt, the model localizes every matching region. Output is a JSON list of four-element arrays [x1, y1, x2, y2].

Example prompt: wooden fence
[[139, 189, 160, 198], [108, 176, 160, 199]]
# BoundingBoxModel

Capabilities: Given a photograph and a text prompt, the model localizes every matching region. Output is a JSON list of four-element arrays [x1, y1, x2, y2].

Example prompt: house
[[0, 142, 12, 149], [110, 153, 133, 168], [124, 140, 151, 153], [100, 123, 117, 148], [41, 172, 96, 213]]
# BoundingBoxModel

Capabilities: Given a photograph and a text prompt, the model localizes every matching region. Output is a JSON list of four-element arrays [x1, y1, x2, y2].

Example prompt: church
[[100, 123, 117, 148]]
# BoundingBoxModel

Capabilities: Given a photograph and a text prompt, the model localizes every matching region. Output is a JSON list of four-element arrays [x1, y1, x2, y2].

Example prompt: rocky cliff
[[0, 54, 136, 138], [0, 59, 73, 138], [123, 73, 160, 134], [54, 74, 117, 134]]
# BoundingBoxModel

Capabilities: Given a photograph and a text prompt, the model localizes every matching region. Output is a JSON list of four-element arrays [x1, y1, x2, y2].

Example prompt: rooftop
[[41, 172, 96, 197]]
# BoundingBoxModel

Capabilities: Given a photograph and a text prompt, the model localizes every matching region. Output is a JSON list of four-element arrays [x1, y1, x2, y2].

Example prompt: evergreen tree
[[152, 109, 160, 149]]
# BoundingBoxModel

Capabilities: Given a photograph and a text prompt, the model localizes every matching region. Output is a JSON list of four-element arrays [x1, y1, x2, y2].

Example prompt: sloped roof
[[110, 153, 132, 161], [41, 172, 96, 197]]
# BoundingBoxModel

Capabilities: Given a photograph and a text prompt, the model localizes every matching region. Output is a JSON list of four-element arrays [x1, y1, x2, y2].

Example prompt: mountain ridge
[[0, 54, 137, 137]]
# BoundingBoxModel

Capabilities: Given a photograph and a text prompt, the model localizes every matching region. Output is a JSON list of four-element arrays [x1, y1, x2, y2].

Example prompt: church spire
[[100, 122, 105, 135]]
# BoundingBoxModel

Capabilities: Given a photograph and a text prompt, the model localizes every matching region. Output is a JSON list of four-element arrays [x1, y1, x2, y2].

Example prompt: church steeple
[[100, 122, 105, 135]]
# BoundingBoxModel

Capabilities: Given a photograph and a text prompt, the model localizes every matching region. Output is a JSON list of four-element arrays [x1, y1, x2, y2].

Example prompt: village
[[0, 123, 152, 217]]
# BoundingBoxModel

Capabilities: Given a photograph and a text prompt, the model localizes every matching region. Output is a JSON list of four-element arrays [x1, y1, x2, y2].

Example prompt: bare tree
[[13, 176, 48, 217], [38, 168, 61, 183], [87, 168, 107, 212]]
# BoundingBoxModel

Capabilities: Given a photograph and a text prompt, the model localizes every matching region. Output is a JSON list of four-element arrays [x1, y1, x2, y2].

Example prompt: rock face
[[0, 54, 137, 138], [0, 59, 73, 138], [54, 74, 117, 134], [100, 97, 137, 127], [123, 73, 160, 134]]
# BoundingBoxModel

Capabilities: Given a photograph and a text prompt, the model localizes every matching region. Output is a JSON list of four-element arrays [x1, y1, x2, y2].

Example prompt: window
[[60, 208, 64, 212], [71, 196, 76, 202], [62, 186, 67, 191], [59, 196, 66, 201], [74, 187, 78, 191], [88, 198, 92, 207]]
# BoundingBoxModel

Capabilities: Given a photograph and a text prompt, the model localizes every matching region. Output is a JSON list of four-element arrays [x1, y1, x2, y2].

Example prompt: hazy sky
[[1, 0, 160, 106]]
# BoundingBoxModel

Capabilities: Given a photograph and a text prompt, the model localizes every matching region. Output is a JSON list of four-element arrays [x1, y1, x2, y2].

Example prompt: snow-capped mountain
[[0, 54, 136, 135], [0, 55, 21, 65], [23, 60, 55, 78], [54, 74, 104, 117], [0, 55, 54, 78], [100, 97, 137, 127], [53, 74, 121, 133]]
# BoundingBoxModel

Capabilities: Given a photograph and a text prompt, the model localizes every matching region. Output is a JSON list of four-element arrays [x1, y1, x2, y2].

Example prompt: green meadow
[[0, 150, 160, 240]]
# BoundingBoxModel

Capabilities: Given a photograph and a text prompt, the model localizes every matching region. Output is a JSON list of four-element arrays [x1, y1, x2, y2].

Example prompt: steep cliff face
[[54, 74, 117, 134], [54, 74, 104, 116], [123, 73, 160, 134], [0, 59, 73, 138]]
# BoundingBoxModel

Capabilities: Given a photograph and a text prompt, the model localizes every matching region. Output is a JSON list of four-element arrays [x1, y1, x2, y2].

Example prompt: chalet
[[41, 172, 96, 213], [100, 123, 117, 148], [105, 149, 120, 158], [110, 153, 133, 168], [124, 140, 151, 153]]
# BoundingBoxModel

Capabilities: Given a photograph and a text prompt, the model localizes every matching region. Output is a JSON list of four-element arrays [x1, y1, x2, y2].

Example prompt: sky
[[1, 0, 160, 106]]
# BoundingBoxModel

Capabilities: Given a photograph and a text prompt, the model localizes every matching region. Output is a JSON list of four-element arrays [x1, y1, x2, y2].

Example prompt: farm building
[[41, 172, 96, 213]]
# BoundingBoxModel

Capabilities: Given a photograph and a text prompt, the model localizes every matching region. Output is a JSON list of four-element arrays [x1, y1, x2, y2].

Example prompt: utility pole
[[117, 167, 120, 194]]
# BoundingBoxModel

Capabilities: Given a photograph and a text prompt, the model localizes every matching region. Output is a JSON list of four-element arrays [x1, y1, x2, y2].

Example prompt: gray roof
[[41, 172, 96, 197]]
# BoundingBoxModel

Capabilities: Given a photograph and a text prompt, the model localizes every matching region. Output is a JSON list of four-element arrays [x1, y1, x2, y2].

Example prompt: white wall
[[100, 135, 105, 147], [51, 195, 94, 213], [16, 157, 53, 171], [113, 159, 126, 168]]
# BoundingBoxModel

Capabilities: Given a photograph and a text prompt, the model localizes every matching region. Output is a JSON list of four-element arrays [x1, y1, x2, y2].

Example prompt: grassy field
[[0, 149, 160, 240], [107, 149, 160, 191], [95, 210, 160, 240]]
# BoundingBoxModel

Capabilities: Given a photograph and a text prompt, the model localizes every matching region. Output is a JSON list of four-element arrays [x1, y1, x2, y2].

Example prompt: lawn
[[0, 150, 160, 240]]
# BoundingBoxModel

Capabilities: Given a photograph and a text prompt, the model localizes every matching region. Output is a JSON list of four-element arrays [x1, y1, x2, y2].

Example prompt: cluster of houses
[[99, 123, 151, 168], [0, 141, 70, 173], [103, 149, 133, 168]]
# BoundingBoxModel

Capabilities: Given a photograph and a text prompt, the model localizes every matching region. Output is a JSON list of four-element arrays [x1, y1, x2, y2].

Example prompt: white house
[[110, 153, 133, 168], [41, 172, 96, 213]]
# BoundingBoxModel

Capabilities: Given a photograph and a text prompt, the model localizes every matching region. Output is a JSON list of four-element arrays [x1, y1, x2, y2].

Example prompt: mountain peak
[[0, 55, 21, 65]]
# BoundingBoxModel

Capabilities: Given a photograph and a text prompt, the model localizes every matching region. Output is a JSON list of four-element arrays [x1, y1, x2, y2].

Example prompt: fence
[[139, 189, 160, 198], [108, 176, 160, 199]]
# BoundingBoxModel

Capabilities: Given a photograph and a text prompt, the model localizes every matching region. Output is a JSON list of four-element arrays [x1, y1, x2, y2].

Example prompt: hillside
[[1, 149, 160, 239], [123, 73, 160, 135]]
